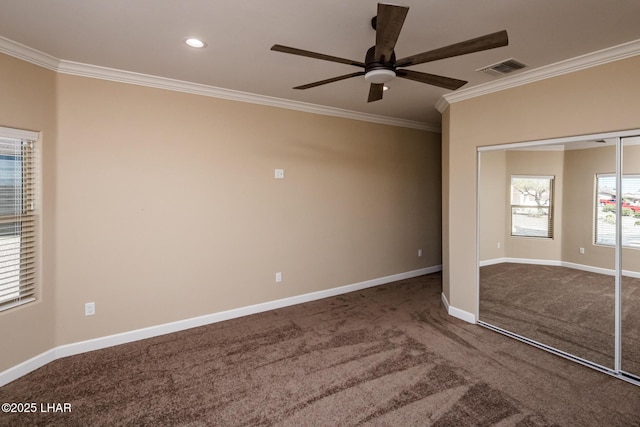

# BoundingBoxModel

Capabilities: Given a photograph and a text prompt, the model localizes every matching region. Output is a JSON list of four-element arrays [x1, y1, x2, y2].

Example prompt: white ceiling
[[1, 0, 640, 128]]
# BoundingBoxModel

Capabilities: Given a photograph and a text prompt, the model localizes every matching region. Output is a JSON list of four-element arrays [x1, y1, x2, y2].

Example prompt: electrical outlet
[[579, 247, 585, 255], [85, 302, 95, 316], [497, 242, 501, 249], [275, 272, 282, 283], [417, 249, 423, 257], [274, 169, 284, 179]]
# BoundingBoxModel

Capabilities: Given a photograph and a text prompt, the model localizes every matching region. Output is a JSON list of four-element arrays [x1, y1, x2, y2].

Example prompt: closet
[[477, 130, 640, 384]]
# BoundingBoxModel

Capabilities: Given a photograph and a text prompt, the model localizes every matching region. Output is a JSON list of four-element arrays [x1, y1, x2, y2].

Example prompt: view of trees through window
[[510, 176, 554, 238]]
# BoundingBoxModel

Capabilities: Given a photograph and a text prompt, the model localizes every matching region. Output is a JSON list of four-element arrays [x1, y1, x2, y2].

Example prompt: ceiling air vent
[[477, 58, 527, 76]]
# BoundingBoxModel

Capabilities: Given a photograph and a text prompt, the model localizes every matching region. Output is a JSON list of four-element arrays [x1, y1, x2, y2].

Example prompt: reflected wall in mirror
[[479, 140, 617, 369], [621, 137, 640, 380]]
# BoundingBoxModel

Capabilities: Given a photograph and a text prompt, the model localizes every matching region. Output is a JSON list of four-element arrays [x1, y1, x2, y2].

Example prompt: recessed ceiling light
[[185, 38, 207, 48]]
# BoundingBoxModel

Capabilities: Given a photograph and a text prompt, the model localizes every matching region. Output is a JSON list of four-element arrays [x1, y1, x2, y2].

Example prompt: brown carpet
[[1, 273, 639, 426], [480, 263, 640, 375]]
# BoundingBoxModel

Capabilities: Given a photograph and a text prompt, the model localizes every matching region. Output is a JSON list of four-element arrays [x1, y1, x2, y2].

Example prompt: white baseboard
[[448, 305, 477, 324], [623, 269, 640, 279], [441, 292, 476, 324], [478, 257, 506, 267], [561, 261, 614, 276], [479, 257, 562, 267], [440, 292, 450, 312], [0, 265, 442, 387], [0, 349, 57, 388], [478, 257, 640, 278]]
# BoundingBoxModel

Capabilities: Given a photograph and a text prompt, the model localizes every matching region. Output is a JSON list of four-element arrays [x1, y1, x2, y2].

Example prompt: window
[[595, 174, 640, 247], [0, 128, 37, 312], [510, 175, 554, 238]]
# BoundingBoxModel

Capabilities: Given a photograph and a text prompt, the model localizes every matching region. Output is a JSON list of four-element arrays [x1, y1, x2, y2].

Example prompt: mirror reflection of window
[[510, 175, 554, 238], [595, 174, 640, 247]]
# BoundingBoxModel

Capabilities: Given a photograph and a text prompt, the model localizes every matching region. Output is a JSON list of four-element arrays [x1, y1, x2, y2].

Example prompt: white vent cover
[[477, 58, 527, 76]]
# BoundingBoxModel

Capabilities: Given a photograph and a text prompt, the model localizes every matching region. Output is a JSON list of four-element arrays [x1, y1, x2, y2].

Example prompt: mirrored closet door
[[621, 136, 640, 380], [479, 131, 640, 383]]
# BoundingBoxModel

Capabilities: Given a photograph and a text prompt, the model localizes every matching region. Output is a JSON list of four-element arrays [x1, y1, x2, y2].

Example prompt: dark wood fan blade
[[395, 30, 508, 67], [396, 69, 467, 90], [374, 4, 409, 63], [293, 72, 365, 90], [271, 45, 365, 68], [367, 83, 384, 102]]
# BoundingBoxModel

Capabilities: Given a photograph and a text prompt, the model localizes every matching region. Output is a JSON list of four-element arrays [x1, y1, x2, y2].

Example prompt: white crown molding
[[436, 38, 640, 113], [0, 35, 439, 132], [434, 96, 450, 115], [0, 35, 59, 71], [57, 60, 439, 132]]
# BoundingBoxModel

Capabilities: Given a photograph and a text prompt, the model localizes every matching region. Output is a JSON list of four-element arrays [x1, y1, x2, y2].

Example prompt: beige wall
[[54, 73, 441, 344], [479, 150, 564, 262], [479, 149, 568, 264], [0, 54, 57, 370], [505, 150, 564, 261], [1, 49, 441, 371], [478, 150, 506, 261], [480, 144, 640, 272], [562, 143, 640, 273], [443, 54, 640, 317], [562, 146, 616, 269]]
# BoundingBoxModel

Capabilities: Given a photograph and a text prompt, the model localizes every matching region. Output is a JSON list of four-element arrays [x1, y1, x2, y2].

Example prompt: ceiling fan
[[271, 3, 509, 102]]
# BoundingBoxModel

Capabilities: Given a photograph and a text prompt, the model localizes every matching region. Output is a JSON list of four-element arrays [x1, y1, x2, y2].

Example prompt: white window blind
[[0, 132, 37, 312], [595, 173, 640, 247]]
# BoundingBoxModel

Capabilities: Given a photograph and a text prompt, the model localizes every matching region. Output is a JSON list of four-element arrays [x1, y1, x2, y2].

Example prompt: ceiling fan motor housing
[[364, 46, 396, 84]]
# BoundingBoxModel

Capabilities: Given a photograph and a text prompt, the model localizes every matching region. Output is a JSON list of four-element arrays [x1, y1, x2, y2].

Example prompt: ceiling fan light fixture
[[364, 69, 395, 84]]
